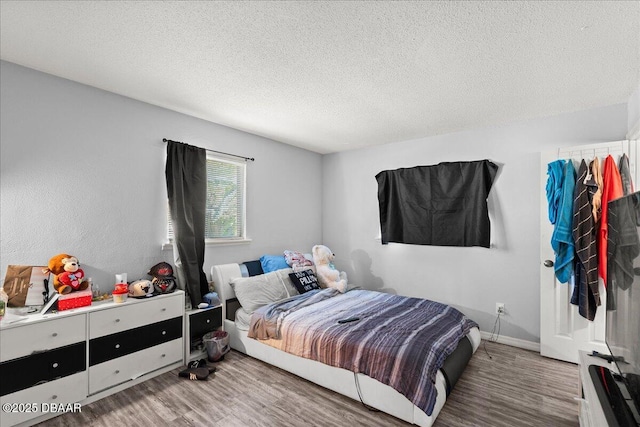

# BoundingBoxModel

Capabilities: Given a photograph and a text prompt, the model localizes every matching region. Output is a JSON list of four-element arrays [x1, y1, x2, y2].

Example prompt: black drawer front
[[190, 307, 222, 341], [89, 316, 182, 366], [0, 342, 86, 396]]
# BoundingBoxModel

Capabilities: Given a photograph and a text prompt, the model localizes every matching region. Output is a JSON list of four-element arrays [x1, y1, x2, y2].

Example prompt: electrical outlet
[[495, 303, 505, 315]]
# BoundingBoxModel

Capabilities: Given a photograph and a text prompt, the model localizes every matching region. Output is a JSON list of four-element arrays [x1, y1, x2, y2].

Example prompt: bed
[[211, 262, 481, 427]]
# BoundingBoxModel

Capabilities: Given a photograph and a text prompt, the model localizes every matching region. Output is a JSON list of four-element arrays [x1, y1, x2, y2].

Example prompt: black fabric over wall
[[375, 160, 498, 247], [166, 141, 209, 307]]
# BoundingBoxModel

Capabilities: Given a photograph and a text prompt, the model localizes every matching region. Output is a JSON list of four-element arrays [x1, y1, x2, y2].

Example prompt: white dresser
[[0, 291, 185, 427]]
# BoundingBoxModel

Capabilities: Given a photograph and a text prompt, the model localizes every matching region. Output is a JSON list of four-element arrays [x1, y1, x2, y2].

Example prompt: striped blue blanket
[[248, 288, 478, 416]]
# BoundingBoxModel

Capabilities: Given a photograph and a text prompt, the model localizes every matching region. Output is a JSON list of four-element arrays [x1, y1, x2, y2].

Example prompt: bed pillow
[[275, 268, 299, 297], [289, 269, 320, 294], [260, 255, 289, 273], [242, 260, 264, 277], [230, 268, 296, 314]]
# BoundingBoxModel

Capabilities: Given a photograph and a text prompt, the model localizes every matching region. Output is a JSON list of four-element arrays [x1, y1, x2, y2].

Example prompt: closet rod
[[162, 138, 255, 162]]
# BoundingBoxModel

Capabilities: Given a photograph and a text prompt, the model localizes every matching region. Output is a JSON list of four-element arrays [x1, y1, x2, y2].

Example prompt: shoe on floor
[[187, 358, 217, 373], [178, 366, 211, 381]]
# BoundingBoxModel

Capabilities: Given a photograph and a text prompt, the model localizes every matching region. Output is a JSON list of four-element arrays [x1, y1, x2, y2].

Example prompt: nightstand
[[185, 304, 222, 362]]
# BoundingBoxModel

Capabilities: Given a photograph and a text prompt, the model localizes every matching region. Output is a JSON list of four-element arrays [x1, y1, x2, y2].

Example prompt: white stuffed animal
[[312, 245, 347, 293]]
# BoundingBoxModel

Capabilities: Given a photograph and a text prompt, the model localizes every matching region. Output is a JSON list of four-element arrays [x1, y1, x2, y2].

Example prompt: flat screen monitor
[[606, 190, 640, 422]]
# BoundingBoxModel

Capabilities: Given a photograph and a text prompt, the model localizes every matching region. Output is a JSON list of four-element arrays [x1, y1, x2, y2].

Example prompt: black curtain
[[165, 141, 209, 308], [376, 160, 498, 248]]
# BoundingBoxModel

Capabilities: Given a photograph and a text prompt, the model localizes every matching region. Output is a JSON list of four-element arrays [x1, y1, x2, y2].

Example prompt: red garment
[[598, 155, 623, 285]]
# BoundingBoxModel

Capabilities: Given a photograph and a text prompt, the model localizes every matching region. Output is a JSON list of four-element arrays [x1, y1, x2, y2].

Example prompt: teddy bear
[[45, 253, 89, 294], [312, 245, 348, 293]]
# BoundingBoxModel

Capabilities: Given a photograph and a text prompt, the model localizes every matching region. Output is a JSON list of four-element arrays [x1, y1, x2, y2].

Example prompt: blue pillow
[[259, 255, 289, 273]]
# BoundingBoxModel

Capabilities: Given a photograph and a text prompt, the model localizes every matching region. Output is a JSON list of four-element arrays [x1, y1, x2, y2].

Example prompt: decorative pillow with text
[[288, 269, 320, 294]]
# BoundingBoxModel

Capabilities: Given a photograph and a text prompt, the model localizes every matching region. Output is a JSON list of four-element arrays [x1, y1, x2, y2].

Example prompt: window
[[168, 153, 247, 243], [204, 154, 246, 240]]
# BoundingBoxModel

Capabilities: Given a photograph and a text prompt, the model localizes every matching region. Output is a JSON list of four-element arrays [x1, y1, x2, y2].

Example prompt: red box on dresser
[[57, 289, 92, 311]]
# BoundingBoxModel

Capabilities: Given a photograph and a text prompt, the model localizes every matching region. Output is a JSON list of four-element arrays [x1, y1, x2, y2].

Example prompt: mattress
[[211, 262, 480, 427], [248, 287, 478, 415], [234, 307, 251, 330], [226, 317, 480, 426]]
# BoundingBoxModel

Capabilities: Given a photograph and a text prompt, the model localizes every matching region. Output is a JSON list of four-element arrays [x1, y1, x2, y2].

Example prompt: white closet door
[[539, 140, 636, 363]]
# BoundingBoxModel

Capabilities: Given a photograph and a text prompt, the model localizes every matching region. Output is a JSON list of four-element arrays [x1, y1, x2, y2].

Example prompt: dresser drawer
[[89, 294, 183, 339], [89, 338, 183, 395], [89, 316, 182, 366], [189, 306, 222, 342], [0, 342, 86, 396], [0, 371, 87, 426], [0, 314, 86, 362]]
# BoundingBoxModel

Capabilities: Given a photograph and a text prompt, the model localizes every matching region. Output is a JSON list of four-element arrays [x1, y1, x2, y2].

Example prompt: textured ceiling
[[1, 1, 639, 154]]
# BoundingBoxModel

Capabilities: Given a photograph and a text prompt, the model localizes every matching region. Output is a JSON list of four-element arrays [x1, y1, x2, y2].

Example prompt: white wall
[[1, 59, 632, 344], [0, 61, 322, 294], [628, 83, 640, 138], [321, 104, 629, 343]]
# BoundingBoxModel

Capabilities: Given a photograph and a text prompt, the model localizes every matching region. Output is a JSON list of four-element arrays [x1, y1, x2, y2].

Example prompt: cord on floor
[[483, 311, 502, 360]]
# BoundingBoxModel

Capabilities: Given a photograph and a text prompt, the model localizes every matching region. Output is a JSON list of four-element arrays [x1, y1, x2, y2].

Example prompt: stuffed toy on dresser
[[45, 253, 89, 294]]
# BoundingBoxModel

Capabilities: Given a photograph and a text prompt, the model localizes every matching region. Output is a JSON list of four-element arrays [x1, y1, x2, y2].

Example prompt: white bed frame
[[211, 263, 481, 427]]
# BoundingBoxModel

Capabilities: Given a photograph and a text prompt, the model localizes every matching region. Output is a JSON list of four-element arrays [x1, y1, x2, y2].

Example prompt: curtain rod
[[162, 138, 255, 162]]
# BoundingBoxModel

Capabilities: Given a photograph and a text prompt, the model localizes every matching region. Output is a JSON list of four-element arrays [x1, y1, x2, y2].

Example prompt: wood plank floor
[[36, 341, 579, 427]]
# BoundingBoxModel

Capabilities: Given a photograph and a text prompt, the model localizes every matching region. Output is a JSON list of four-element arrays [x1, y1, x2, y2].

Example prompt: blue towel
[[546, 160, 565, 224], [551, 160, 576, 283]]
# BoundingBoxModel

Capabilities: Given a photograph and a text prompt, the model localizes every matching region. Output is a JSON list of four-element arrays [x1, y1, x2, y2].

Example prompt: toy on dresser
[[44, 253, 92, 311], [45, 254, 89, 295]]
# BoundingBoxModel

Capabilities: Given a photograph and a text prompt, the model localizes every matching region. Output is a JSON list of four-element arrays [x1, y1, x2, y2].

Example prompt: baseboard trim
[[480, 331, 540, 352]]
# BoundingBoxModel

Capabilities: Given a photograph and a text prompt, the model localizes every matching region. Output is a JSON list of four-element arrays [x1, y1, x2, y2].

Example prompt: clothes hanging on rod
[[550, 160, 576, 284], [546, 159, 565, 225], [572, 159, 600, 321], [589, 158, 603, 223], [619, 153, 634, 195], [599, 155, 623, 286], [545, 153, 632, 321]]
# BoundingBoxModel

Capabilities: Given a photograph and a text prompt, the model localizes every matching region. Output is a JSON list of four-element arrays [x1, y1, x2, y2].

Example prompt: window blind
[[168, 154, 246, 241]]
